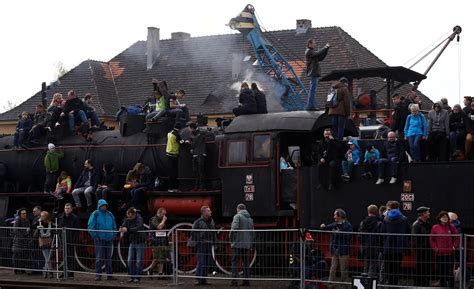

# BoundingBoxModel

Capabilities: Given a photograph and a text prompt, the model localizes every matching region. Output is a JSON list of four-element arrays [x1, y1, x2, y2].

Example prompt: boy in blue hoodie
[[88, 199, 117, 281], [361, 144, 380, 179], [341, 142, 359, 181]]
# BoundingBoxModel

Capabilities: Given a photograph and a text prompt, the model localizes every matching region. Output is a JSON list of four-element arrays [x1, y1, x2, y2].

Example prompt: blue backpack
[[326, 88, 339, 108]]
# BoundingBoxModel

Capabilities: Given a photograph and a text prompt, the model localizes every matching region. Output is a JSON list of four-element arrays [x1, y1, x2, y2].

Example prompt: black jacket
[[74, 168, 99, 188], [450, 111, 472, 134], [64, 98, 87, 114], [411, 218, 431, 248], [305, 46, 329, 77], [135, 166, 154, 190], [318, 138, 342, 162], [190, 130, 207, 156], [192, 217, 217, 245], [359, 215, 382, 258], [252, 88, 267, 114], [122, 214, 145, 244], [391, 99, 410, 133], [99, 167, 118, 189], [238, 88, 257, 113], [380, 139, 405, 161], [59, 212, 81, 239]]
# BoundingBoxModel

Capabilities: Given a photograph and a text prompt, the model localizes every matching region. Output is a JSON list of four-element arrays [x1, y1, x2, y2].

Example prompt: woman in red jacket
[[430, 211, 460, 288]]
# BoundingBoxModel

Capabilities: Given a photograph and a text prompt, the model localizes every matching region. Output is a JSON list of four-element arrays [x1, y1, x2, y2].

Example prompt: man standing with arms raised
[[305, 39, 330, 110]]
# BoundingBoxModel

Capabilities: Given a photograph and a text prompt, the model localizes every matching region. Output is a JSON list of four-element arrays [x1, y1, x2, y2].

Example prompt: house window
[[253, 135, 271, 160], [228, 141, 247, 164]]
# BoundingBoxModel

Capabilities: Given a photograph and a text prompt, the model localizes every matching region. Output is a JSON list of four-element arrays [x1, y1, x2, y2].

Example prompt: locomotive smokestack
[[146, 27, 160, 70]]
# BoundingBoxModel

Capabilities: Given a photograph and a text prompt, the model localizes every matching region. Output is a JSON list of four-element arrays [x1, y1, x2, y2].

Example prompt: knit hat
[[48, 143, 55, 151]]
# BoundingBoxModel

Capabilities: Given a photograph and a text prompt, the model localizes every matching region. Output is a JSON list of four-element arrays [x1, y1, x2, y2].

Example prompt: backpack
[[326, 88, 339, 108]]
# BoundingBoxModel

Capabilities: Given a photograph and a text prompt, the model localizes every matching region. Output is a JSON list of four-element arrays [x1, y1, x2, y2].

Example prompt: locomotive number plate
[[402, 202, 412, 211], [245, 193, 254, 201], [244, 185, 255, 193], [400, 193, 414, 202]]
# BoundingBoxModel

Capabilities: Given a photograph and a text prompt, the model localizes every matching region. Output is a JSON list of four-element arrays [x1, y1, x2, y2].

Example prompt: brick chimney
[[146, 27, 160, 70], [296, 19, 312, 34], [171, 32, 191, 40]]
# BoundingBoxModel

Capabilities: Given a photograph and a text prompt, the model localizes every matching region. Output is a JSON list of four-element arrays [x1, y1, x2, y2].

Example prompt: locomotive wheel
[[212, 227, 257, 275], [168, 222, 197, 274]]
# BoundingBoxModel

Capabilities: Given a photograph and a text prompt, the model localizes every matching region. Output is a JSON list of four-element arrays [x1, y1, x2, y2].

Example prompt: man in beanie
[[320, 208, 353, 289], [43, 143, 64, 194], [411, 206, 432, 286]]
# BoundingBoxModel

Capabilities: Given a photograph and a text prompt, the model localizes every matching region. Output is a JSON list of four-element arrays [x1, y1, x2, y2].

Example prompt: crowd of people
[[13, 90, 103, 149], [8, 202, 254, 286], [320, 202, 462, 288]]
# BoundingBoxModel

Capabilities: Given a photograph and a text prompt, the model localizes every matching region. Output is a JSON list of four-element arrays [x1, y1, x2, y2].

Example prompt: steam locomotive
[[1, 111, 474, 232]]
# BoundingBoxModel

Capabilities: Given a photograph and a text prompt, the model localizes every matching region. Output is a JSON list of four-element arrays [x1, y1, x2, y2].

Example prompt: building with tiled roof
[[0, 22, 433, 133]]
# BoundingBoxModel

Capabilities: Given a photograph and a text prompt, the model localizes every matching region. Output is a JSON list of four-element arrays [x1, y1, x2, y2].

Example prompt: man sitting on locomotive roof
[[83, 93, 101, 129], [233, 82, 257, 117], [63, 90, 89, 134], [29, 104, 51, 145], [318, 128, 343, 191], [13, 111, 32, 149], [169, 89, 190, 123], [376, 131, 406, 185], [146, 89, 166, 122]]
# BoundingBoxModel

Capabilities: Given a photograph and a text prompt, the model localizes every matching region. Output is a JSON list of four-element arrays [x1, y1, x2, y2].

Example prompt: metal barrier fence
[[1, 225, 474, 288]]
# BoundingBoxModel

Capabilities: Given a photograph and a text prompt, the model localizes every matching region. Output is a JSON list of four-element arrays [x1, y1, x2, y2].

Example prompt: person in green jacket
[[44, 143, 64, 194], [229, 203, 254, 287]]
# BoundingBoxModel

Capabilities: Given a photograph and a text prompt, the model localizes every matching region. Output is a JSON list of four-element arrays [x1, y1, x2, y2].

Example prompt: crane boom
[[229, 4, 307, 111]]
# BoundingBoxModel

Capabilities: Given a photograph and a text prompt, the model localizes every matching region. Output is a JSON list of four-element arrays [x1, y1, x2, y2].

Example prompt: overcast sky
[[0, 0, 471, 113]]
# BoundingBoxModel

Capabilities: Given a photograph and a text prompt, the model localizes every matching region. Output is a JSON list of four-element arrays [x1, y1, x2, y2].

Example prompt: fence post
[[172, 228, 178, 286], [462, 234, 466, 289], [62, 227, 68, 280], [299, 233, 304, 289]]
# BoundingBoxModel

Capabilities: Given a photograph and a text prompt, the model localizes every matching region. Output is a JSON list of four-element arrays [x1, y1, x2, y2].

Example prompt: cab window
[[228, 141, 247, 164], [253, 135, 271, 161]]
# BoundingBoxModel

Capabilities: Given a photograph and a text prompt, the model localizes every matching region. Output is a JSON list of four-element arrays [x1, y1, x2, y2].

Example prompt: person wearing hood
[[427, 102, 449, 161], [430, 211, 460, 288], [43, 143, 64, 194], [381, 201, 411, 286], [359, 204, 382, 278], [251, 83, 267, 114], [411, 206, 432, 287], [229, 204, 254, 287], [232, 82, 257, 116], [120, 207, 145, 283], [129, 163, 153, 211], [341, 141, 359, 181], [328, 77, 351, 140], [305, 39, 330, 111], [87, 199, 117, 281], [95, 163, 118, 201], [320, 208, 353, 289], [441, 98, 452, 113], [13, 111, 32, 149], [361, 144, 380, 179]]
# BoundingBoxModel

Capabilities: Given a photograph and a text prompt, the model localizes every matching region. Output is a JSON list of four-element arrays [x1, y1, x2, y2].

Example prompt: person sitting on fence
[[361, 144, 379, 179], [380, 201, 411, 286], [411, 206, 432, 287], [376, 131, 405, 185], [149, 207, 169, 277], [359, 204, 382, 278], [87, 199, 117, 281], [119, 207, 145, 284], [38, 211, 54, 279], [430, 211, 460, 288], [95, 163, 118, 201], [341, 141, 359, 181], [13, 111, 32, 149], [320, 208, 353, 289], [72, 159, 99, 213]]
